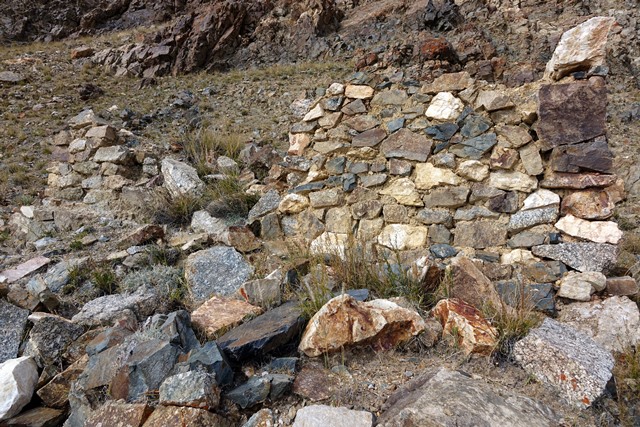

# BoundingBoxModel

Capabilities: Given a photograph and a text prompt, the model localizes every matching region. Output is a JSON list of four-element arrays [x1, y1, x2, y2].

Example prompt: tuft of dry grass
[[183, 128, 245, 176], [614, 346, 640, 426]]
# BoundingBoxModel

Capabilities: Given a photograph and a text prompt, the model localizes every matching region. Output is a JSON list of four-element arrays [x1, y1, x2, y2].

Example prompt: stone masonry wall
[[251, 61, 624, 282]]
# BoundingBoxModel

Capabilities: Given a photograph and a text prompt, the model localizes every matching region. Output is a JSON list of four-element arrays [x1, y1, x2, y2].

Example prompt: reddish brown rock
[[536, 78, 606, 150], [432, 298, 498, 355], [352, 128, 387, 147], [70, 46, 94, 59], [449, 257, 502, 310], [380, 128, 433, 162], [223, 226, 261, 253], [549, 137, 613, 174], [293, 365, 341, 402], [142, 405, 229, 427], [37, 355, 88, 408], [3, 407, 66, 427], [191, 296, 263, 339], [118, 224, 164, 249], [606, 277, 639, 296], [419, 36, 457, 62], [561, 189, 616, 219], [85, 401, 152, 427], [298, 295, 426, 357], [540, 172, 617, 189]]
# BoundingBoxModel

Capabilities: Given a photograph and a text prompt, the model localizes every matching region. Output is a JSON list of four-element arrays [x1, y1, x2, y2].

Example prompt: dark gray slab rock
[[549, 136, 613, 174], [0, 300, 29, 363], [380, 128, 433, 162], [430, 244, 458, 259], [508, 230, 548, 248], [25, 314, 84, 367], [71, 286, 159, 326], [514, 318, 613, 408], [176, 341, 234, 386], [144, 310, 199, 352], [226, 376, 271, 409], [218, 301, 305, 363], [531, 243, 618, 273], [449, 133, 497, 160], [495, 282, 555, 313], [415, 209, 453, 226], [114, 339, 180, 402], [184, 246, 253, 303], [536, 78, 606, 149], [352, 128, 386, 147], [377, 368, 558, 426], [460, 114, 492, 138], [159, 370, 220, 409], [425, 123, 458, 141], [422, 186, 469, 208], [248, 190, 281, 223]]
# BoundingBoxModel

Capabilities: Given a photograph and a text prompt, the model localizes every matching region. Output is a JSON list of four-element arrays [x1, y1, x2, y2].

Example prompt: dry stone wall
[[252, 65, 624, 280]]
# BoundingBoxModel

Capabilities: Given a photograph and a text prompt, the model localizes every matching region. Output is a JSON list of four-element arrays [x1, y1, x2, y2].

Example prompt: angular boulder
[[532, 243, 618, 273], [299, 295, 426, 357], [555, 214, 622, 244], [191, 296, 263, 339], [218, 301, 305, 362], [448, 256, 502, 310], [293, 405, 373, 427], [184, 246, 254, 303], [513, 318, 614, 408], [432, 299, 498, 355], [0, 357, 39, 421], [558, 296, 640, 352], [0, 300, 29, 364], [536, 78, 606, 149], [377, 368, 558, 426], [159, 370, 220, 409], [545, 16, 616, 80], [161, 158, 205, 198]]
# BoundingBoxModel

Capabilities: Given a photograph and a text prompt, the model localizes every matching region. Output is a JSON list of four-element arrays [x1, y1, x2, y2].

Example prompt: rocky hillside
[[1, 1, 640, 426]]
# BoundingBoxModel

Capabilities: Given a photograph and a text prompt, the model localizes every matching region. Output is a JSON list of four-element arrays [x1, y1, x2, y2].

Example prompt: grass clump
[[152, 192, 204, 226], [482, 292, 543, 361], [205, 176, 259, 220], [614, 346, 640, 426], [92, 267, 118, 295], [183, 128, 245, 177]]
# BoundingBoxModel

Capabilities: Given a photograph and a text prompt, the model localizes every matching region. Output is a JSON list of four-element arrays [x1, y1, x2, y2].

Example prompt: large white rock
[[555, 214, 623, 244], [299, 295, 425, 357], [514, 318, 614, 408], [558, 296, 640, 353], [310, 232, 349, 259], [488, 170, 538, 192], [0, 357, 39, 421], [161, 158, 205, 198], [556, 271, 606, 301], [545, 17, 616, 80], [378, 224, 428, 250], [522, 189, 560, 211], [293, 404, 373, 427], [414, 163, 461, 189], [425, 92, 464, 121], [191, 210, 227, 239], [379, 178, 423, 206]]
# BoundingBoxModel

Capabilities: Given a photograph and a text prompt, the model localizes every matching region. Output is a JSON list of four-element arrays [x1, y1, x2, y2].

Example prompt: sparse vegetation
[[614, 346, 640, 426], [183, 128, 245, 176], [120, 265, 185, 305], [482, 294, 543, 361]]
